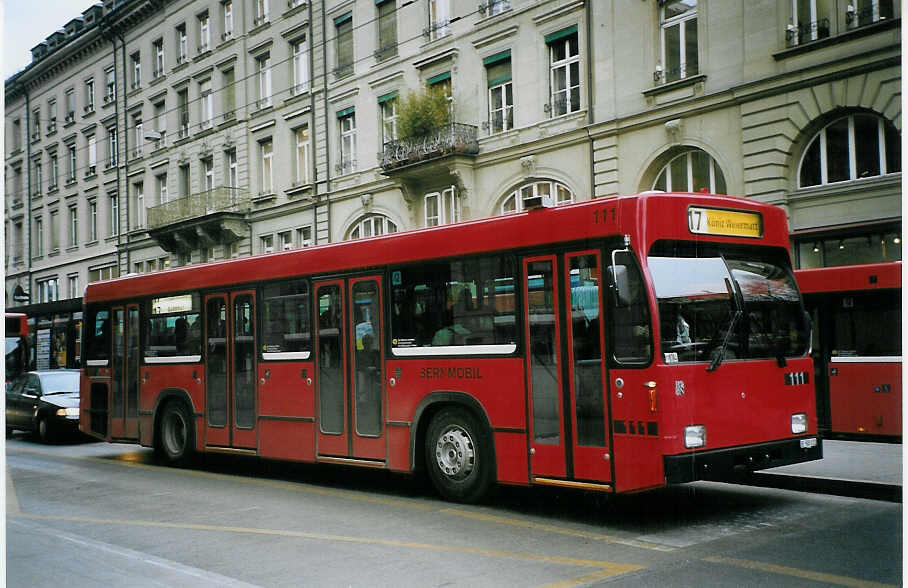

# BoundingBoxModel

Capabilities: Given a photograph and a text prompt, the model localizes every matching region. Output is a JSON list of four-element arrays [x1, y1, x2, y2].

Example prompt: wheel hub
[[435, 426, 475, 480]]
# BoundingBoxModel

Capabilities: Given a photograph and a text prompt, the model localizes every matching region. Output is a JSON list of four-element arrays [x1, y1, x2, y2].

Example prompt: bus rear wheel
[[425, 407, 493, 503], [157, 401, 194, 464]]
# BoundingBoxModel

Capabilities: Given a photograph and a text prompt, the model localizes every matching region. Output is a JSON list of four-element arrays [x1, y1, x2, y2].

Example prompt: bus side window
[[85, 308, 111, 362], [608, 251, 652, 365]]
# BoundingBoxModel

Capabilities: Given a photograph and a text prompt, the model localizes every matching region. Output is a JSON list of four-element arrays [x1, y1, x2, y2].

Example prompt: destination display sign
[[688, 206, 762, 238]]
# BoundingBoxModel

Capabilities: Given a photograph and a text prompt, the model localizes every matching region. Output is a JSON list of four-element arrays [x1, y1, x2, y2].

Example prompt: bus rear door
[[524, 251, 612, 485], [109, 304, 140, 440], [314, 276, 386, 463]]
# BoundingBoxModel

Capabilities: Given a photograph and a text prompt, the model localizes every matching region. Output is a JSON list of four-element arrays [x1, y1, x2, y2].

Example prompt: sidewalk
[[752, 440, 902, 501]]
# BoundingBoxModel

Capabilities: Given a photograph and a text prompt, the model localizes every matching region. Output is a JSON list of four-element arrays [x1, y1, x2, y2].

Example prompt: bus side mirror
[[608, 265, 631, 307]]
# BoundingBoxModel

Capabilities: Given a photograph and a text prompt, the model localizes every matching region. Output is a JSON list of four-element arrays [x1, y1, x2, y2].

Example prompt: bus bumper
[[664, 436, 823, 484]]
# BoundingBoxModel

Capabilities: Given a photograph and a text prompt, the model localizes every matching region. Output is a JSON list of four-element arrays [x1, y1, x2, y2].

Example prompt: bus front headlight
[[791, 413, 807, 434], [684, 425, 706, 448]]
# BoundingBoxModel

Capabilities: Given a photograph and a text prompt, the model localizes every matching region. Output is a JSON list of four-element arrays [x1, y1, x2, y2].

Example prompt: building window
[[68, 275, 80, 299], [199, 11, 210, 52], [153, 39, 164, 77], [260, 139, 273, 194], [376, 0, 397, 61], [33, 159, 42, 196], [200, 79, 213, 128], [109, 194, 119, 236], [133, 182, 145, 229], [257, 53, 272, 108], [88, 201, 97, 241], [379, 94, 398, 144], [65, 89, 75, 122], [106, 126, 118, 168], [89, 265, 119, 282], [32, 108, 40, 139], [294, 126, 310, 185], [105, 68, 116, 103], [87, 135, 97, 174], [799, 113, 901, 188], [291, 34, 310, 95], [153, 100, 166, 148], [260, 234, 274, 253], [425, 186, 461, 227], [485, 51, 513, 134], [225, 149, 237, 187], [652, 148, 727, 194], [222, 1, 234, 39], [157, 173, 169, 204], [50, 210, 59, 252], [34, 217, 44, 256], [428, 0, 450, 40], [178, 88, 190, 137], [547, 27, 580, 116], [787, 0, 831, 46], [222, 68, 236, 120], [179, 163, 190, 197], [67, 144, 77, 182], [177, 24, 188, 63], [37, 278, 58, 303], [254, 0, 269, 26], [297, 225, 312, 247], [348, 215, 398, 240], [49, 153, 59, 189], [68, 205, 79, 247], [334, 12, 353, 78], [133, 115, 143, 158], [658, 0, 698, 83], [279, 230, 293, 251], [85, 78, 95, 112], [796, 226, 901, 269], [203, 157, 214, 192], [486, 0, 510, 16], [47, 100, 57, 133], [131, 52, 141, 89], [846, 0, 894, 29], [500, 180, 573, 214], [338, 109, 356, 175], [11, 118, 21, 151]]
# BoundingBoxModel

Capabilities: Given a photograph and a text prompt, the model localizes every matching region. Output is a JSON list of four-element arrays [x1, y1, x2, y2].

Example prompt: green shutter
[[377, 91, 398, 104], [334, 11, 352, 26], [336, 106, 354, 118], [545, 24, 577, 44], [427, 71, 451, 86], [483, 49, 511, 66]]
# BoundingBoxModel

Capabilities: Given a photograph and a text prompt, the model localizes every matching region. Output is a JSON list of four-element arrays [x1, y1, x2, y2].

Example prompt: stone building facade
[[5, 0, 901, 307]]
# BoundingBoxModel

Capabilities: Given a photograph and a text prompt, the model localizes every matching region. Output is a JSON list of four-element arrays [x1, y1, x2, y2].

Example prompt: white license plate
[[799, 438, 818, 449]]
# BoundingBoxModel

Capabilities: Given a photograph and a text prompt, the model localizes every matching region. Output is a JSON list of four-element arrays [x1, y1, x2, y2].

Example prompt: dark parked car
[[6, 370, 81, 442]]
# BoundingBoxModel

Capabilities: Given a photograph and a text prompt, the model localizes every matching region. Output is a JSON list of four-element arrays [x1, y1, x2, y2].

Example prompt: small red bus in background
[[80, 192, 821, 502], [796, 262, 901, 440], [6, 313, 30, 384]]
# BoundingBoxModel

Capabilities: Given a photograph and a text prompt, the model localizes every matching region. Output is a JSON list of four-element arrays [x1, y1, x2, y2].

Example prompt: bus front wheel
[[425, 407, 493, 503], [157, 401, 194, 464]]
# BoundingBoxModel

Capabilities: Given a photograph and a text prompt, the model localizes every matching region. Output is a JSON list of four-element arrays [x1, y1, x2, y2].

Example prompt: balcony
[[146, 186, 250, 253], [380, 123, 479, 174], [786, 18, 830, 47]]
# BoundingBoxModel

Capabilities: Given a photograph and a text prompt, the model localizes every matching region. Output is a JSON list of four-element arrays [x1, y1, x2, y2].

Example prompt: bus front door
[[524, 252, 612, 484], [203, 292, 258, 449], [315, 277, 387, 462], [110, 304, 140, 440]]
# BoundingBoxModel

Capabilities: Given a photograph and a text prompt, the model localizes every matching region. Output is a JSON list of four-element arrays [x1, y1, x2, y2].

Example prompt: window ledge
[[172, 61, 189, 74], [249, 21, 271, 37], [105, 236, 119, 244], [642, 74, 707, 99], [85, 240, 99, 247], [285, 182, 313, 198], [773, 18, 900, 60], [789, 172, 902, 201], [66, 246, 79, 253], [252, 192, 276, 205]]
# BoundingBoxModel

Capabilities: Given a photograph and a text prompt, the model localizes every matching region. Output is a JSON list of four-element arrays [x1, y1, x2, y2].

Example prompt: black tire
[[156, 400, 194, 464], [424, 407, 494, 503], [37, 415, 53, 444]]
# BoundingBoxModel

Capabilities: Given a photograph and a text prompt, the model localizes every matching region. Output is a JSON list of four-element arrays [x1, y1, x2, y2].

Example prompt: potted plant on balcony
[[398, 85, 451, 140]]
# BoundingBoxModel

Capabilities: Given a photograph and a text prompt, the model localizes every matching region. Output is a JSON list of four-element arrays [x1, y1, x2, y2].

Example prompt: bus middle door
[[110, 304, 140, 441]]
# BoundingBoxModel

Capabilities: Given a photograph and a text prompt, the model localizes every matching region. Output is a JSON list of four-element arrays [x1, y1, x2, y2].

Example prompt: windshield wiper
[[707, 309, 742, 372]]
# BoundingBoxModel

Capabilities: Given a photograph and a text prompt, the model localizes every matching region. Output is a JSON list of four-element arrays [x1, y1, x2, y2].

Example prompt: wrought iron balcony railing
[[147, 186, 250, 230], [785, 18, 830, 47], [380, 123, 479, 172]]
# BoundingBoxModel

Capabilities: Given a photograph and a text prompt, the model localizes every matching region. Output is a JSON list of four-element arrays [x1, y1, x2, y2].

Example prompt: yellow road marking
[[705, 556, 897, 588], [541, 567, 642, 588], [12, 511, 643, 579], [442, 508, 674, 552]]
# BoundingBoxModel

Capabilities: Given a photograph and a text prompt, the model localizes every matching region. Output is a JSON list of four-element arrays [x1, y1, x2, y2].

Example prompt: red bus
[[797, 262, 901, 439], [80, 193, 821, 501], [6, 313, 29, 385]]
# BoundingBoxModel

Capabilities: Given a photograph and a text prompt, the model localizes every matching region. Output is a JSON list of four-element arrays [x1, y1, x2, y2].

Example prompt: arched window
[[347, 214, 398, 240], [799, 113, 901, 188], [652, 148, 727, 194], [500, 180, 573, 214]]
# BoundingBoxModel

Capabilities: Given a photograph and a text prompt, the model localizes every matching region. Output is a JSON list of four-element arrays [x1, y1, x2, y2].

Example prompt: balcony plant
[[397, 85, 450, 140]]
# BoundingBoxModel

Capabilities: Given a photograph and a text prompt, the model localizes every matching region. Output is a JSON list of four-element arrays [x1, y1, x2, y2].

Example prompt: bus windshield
[[648, 242, 809, 365]]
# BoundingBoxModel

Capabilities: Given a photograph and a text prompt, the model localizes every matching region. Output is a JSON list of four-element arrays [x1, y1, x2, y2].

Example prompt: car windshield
[[38, 372, 80, 394], [648, 242, 809, 365]]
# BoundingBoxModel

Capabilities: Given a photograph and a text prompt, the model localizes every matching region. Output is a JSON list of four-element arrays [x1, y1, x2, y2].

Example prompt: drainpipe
[[24, 84, 33, 303], [320, 1, 332, 244], [117, 27, 131, 274], [585, 0, 596, 200]]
